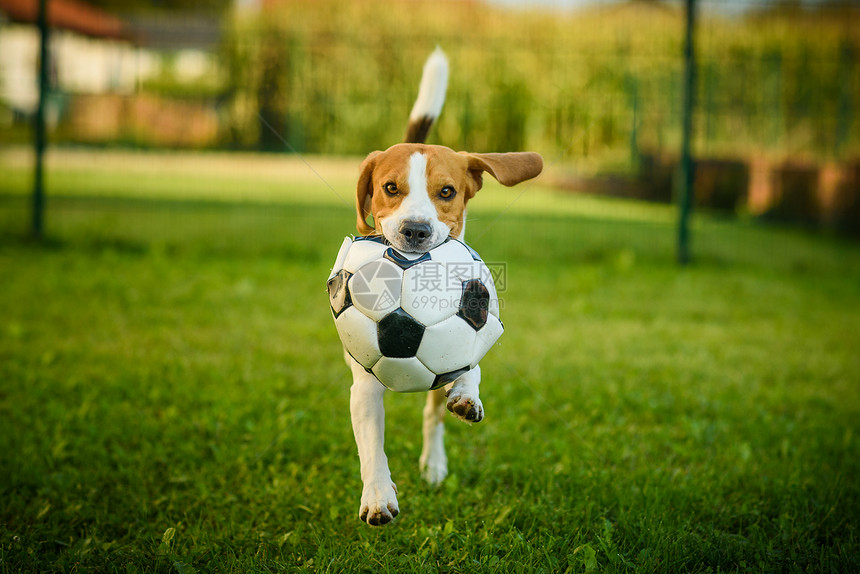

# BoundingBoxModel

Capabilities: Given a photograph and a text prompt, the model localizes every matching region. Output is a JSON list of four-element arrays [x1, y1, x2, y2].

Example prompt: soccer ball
[[326, 235, 504, 392]]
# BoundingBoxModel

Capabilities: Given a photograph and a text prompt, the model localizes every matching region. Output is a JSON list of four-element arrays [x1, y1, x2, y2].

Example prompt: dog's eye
[[439, 186, 456, 200], [384, 182, 398, 196]]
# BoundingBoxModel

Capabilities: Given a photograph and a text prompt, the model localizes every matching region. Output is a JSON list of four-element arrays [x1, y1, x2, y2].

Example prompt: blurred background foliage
[[1, 0, 857, 229], [215, 0, 859, 166], [5, 0, 856, 166]]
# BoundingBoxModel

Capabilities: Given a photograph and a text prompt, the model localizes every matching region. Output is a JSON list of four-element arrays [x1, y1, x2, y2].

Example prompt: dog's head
[[355, 143, 543, 252]]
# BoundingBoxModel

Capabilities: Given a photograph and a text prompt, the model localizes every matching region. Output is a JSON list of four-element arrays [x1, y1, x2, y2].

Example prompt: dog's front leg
[[446, 365, 484, 423], [349, 359, 399, 525]]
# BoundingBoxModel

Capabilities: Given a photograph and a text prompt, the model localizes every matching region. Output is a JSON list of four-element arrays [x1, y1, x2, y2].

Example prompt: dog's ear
[[461, 152, 543, 196], [356, 151, 381, 235]]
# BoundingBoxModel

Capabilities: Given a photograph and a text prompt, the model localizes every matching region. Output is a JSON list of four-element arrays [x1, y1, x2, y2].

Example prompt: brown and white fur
[[348, 48, 543, 525]]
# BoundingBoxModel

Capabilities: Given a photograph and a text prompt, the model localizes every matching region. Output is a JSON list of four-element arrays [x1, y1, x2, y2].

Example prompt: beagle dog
[[347, 48, 543, 525]]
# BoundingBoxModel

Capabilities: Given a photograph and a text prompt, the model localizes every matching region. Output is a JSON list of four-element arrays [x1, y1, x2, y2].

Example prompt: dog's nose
[[399, 220, 433, 247]]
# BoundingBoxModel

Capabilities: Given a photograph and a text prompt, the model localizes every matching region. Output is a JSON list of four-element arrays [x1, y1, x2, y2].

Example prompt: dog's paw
[[446, 390, 484, 423], [359, 481, 399, 526], [419, 451, 448, 486]]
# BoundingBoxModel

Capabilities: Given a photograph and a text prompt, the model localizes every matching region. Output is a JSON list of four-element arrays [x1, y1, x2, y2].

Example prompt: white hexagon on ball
[[400, 262, 462, 327], [335, 305, 382, 369], [428, 239, 476, 266], [342, 237, 389, 273], [348, 259, 402, 322], [328, 236, 352, 281], [471, 313, 504, 368], [416, 315, 477, 374], [372, 356, 436, 392]]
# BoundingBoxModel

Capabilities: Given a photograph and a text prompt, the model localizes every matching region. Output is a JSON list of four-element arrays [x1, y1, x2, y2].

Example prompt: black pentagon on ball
[[377, 307, 425, 358], [327, 269, 353, 317], [431, 366, 470, 390], [356, 235, 389, 245], [457, 279, 489, 331], [384, 248, 431, 270]]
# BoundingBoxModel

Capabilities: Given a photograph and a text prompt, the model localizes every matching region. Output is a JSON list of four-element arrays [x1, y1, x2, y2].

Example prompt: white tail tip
[[409, 47, 449, 121]]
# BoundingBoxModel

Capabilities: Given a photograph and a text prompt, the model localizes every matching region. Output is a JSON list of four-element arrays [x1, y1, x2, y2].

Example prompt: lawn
[[1, 150, 859, 573]]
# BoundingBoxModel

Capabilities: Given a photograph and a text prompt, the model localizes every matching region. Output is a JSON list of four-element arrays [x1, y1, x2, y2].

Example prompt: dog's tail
[[404, 47, 448, 144]]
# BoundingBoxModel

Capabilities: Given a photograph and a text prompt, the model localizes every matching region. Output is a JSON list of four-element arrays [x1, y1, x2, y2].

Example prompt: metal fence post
[[32, 0, 49, 240], [677, 0, 697, 265], [836, 40, 855, 156]]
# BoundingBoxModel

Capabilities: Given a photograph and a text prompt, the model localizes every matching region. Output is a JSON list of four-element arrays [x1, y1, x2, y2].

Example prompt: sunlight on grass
[[0, 148, 357, 208], [0, 148, 675, 225]]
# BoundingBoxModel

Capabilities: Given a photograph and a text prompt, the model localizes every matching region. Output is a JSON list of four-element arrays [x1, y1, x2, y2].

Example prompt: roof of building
[[0, 0, 130, 40]]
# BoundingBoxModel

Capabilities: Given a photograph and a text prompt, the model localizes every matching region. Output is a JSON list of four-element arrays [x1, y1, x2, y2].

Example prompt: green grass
[[1, 150, 859, 573]]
